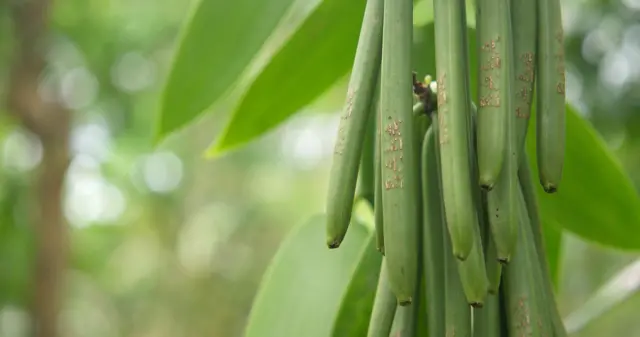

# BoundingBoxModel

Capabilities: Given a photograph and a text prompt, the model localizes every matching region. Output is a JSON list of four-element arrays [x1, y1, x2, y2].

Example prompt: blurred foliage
[[0, 0, 638, 336]]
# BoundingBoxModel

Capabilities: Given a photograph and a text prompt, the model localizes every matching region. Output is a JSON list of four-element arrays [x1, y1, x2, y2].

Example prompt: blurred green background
[[1, 0, 640, 336]]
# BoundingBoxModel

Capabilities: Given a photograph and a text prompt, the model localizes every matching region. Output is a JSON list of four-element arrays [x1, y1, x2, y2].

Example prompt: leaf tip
[[152, 128, 167, 147], [153, 101, 171, 146], [203, 140, 230, 160]]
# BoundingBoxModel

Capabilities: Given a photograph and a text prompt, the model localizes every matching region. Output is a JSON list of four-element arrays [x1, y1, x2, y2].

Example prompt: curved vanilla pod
[[433, 0, 477, 261], [480, 0, 518, 264], [456, 101, 489, 308], [536, 0, 566, 193], [475, 0, 515, 189], [472, 101, 500, 295], [366, 259, 398, 337], [326, 0, 384, 248]]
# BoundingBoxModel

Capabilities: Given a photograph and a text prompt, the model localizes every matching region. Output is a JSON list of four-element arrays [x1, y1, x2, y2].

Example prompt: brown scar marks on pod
[[517, 87, 532, 104], [480, 36, 503, 71], [438, 110, 449, 145], [437, 73, 450, 145], [515, 51, 535, 119], [437, 73, 448, 107], [516, 107, 530, 119], [446, 327, 456, 337], [345, 88, 356, 118], [512, 296, 532, 336], [382, 118, 405, 190], [518, 52, 535, 84], [384, 174, 404, 190], [479, 92, 500, 108], [332, 88, 358, 155], [385, 156, 399, 171], [481, 35, 501, 51], [479, 36, 503, 109], [332, 125, 346, 155], [480, 53, 502, 71], [483, 76, 498, 91]]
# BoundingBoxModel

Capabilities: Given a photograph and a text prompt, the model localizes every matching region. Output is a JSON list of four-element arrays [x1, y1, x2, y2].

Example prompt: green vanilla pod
[[536, 0, 566, 193], [475, 0, 515, 189], [326, 0, 384, 248], [433, 0, 477, 262], [380, 0, 418, 305]]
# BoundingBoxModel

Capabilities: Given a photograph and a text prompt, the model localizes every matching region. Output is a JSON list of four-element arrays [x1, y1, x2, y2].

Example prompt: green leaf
[[525, 106, 640, 250], [330, 234, 381, 337], [244, 213, 373, 337], [207, 9, 457, 157], [155, 0, 296, 140], [208, 0, 369, 155], [543, 220, 563, 290]]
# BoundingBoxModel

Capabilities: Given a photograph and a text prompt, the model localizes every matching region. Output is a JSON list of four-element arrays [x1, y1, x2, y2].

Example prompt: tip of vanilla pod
[[398, 297, 412, 306], [454, 252, 468, 262], [480, 183, 494, 191], [327, 239, 342, 249], [470, 302, 484, 309], [543, 183, 558, 194], [497, 257, 510, 265]]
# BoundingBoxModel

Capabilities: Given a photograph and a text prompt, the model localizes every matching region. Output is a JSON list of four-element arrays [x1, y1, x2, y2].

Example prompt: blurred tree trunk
[[6, 1, 70, 337]]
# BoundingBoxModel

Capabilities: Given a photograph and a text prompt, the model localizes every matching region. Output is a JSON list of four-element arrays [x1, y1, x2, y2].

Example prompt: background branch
[[6, 1, 70, 337]]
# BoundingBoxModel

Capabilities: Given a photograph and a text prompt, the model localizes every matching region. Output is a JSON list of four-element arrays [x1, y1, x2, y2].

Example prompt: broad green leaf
[[244, 214, 373, 337], [207, 16, 448, 157], [525, 106, 640, 250], [155, 0, 296, 140], [330, 235, 382, 337], [208, 0, 368, 155], [543, 220, 563, 290]]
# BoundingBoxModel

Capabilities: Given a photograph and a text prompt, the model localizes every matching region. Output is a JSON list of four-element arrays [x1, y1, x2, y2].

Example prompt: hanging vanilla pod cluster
[[325, 0, 567, 335]]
